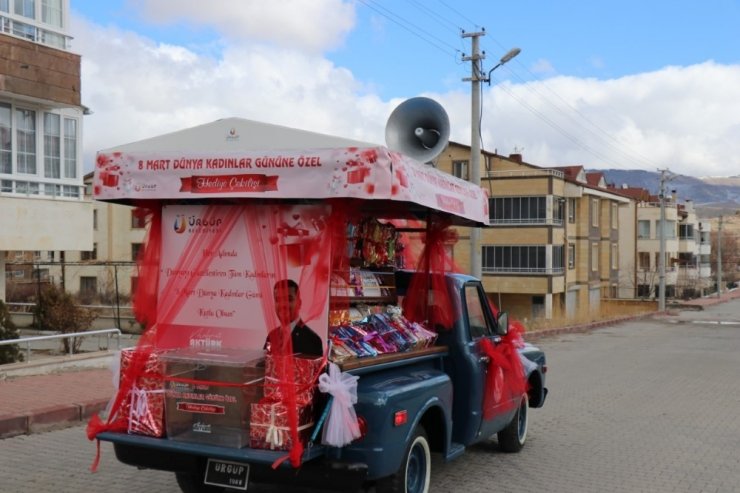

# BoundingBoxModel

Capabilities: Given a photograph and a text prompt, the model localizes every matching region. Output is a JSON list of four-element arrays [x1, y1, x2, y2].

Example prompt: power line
[[356, 0, 461, 57], [434, 0, 479, 28]]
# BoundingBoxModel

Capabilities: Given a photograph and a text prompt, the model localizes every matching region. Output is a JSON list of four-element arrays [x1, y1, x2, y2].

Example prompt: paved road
[[2, 301, 740, 493]]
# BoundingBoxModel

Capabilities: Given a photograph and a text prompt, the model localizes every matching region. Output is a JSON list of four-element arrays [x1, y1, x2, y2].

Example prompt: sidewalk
[[2, 288, 739, 439]]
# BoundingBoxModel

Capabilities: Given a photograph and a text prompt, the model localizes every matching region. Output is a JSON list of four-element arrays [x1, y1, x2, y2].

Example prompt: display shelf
[[336, 345, 447, 373]]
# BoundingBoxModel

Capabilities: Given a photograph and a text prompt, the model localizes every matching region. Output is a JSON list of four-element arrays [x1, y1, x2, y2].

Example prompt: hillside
[[595, 169, 740, 218]]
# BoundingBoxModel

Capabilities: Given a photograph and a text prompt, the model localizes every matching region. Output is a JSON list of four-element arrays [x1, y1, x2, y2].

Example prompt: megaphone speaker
[[385, 97, 450, 164]]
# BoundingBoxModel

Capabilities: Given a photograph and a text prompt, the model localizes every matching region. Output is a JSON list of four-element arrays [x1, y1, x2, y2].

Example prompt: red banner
[[180, 174, 279, 193], [176, 402, 226, 414], [435, 194, 465, 214]]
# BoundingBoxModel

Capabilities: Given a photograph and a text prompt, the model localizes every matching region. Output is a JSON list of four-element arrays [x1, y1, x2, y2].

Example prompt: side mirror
[[497, 311, 509, 336]]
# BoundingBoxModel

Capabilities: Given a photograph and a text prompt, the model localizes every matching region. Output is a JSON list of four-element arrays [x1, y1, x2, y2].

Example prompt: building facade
[[0, 0, 92, 301], [436, 143, 636, 323]]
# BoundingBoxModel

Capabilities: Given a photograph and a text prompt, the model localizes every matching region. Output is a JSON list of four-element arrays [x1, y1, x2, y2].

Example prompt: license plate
[[204, 458, 249, 491]]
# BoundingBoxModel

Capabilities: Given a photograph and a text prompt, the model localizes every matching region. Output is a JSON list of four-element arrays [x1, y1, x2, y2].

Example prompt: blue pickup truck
[[97, 269, 547, 493]]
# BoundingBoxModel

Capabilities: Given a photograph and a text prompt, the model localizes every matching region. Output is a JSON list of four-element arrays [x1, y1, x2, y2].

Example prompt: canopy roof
[[93, 118, 489, 226]]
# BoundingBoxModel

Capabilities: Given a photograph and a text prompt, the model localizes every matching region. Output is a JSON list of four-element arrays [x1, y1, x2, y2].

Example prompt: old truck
[[88, 111, 547, 493]]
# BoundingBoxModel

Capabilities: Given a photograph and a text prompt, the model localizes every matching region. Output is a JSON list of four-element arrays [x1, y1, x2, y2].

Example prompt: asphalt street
[[2, 300, 739, 493]]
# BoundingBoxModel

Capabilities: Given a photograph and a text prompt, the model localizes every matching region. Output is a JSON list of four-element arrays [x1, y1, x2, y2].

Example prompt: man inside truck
[[264, 279, 323, 356]]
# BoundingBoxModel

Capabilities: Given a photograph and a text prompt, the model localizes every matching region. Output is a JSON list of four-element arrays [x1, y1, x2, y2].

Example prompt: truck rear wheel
[[376, 425, 431, 493], [175, 471, 226, 493], [497, 393, 528, 453]]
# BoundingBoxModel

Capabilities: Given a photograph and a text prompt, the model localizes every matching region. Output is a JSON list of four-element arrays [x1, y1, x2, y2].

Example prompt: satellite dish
[[385, 97, 450, 164]]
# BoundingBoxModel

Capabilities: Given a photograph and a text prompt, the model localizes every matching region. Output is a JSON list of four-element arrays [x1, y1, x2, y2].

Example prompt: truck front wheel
[[376, 426, 431, 493], [497, 393, 528, 453]]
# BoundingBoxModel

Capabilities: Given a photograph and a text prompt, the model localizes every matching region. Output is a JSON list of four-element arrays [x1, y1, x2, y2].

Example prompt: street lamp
[[469, 45, 521, 279]]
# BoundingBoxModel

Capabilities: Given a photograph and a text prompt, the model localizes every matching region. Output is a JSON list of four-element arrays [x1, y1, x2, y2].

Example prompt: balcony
[[486, 169, 564, 179], [1, 14, 72, 50], [482, 266, 565, 275]]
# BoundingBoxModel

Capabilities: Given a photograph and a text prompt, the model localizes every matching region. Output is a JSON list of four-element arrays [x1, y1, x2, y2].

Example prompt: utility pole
[[658, 169, 668, 311], [717, 214, 723, 298], [462, 29, 485, 279]]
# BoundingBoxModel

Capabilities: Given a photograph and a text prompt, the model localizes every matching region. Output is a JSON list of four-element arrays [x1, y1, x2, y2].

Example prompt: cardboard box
[[162, 348, 265, 448]]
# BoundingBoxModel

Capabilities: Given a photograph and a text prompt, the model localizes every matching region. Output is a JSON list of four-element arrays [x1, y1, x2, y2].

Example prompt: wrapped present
[[162, 348, 265, 448], [118, 347, 165, 437], [264, 354, 323, 405], [249, 399, 315, 451]]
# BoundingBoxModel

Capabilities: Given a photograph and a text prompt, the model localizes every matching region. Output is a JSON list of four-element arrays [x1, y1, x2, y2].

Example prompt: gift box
[[264, 354, 323, 405], [162, 348, 265, 448], [249, 399, 315, 451], [118, 347, 165, 437]]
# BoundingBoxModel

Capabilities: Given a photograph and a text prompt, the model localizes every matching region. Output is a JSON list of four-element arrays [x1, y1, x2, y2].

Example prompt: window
[[63, 118, 77, 178], [131, 210, 147, 229], [464, 285, 490, 339], [14, 0, 34, 18], [568, 244, 575, 269], [591, 199, 599, 227], [452, 160, 468, 180], [638, 220, 651, 239], [568, 198, 576, 223], [16, 108, 36, 174], [611, 203, 618, 229], [80, 276, 98, 296], [552, 245, 564, 273], [131, 242, 142, 261], [553, 197, 564, 224], [0, 0, 8, 12], [678, 224, 694, 240], [591, 243, 599, 271], [131, 276, 139, 296], [93, 209, 98, 230], [41, 0, 62, 27], [638, 252, 650, 270], [482, 245, 549, 273], [0, 103, 11, 174], [490, 196, 547, 224], [44, 112, 61, 178], [80, 243, 97, 261], [658, 220, 676, 239], [611, 243, 618, 269]]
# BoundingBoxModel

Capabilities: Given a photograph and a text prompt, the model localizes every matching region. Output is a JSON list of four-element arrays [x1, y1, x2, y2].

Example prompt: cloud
[[456, 62, 740, 177], [129, 0, 356, 53], [74, 10, 740, 179]]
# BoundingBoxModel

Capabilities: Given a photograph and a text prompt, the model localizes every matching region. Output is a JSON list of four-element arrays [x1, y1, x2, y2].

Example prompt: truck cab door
[[462, 282, 513, 440]]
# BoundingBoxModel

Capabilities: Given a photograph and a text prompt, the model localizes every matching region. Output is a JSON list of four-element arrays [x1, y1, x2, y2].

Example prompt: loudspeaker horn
[[385, 97, 450, 164]]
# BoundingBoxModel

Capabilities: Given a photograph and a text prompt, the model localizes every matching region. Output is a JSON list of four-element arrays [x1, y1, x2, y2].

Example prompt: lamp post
[[464, 36, 520, 279]]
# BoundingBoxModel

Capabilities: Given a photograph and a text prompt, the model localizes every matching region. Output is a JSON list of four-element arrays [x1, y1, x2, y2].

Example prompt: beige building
[[0, 0, 92, 302], [436, 143, 636, 323], [615, 187, 713, 299]]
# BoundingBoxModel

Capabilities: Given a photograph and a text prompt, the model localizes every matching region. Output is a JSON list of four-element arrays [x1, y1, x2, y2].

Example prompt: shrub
[[0, 300, 24, 364], [34, 285, 97, 354]]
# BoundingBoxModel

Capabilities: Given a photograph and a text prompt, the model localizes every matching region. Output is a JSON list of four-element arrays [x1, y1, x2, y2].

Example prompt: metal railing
[[0, 328, 122, 363]]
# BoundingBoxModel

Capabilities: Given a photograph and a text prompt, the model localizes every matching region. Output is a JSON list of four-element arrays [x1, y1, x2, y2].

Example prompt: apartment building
[[436, 142, 635, 322], [615, 186, 712, 299], [0, 0, 92, 301]]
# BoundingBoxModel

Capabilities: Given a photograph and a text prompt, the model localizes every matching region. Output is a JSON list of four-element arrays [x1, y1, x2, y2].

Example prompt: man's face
[[274, 285, 300, 325]]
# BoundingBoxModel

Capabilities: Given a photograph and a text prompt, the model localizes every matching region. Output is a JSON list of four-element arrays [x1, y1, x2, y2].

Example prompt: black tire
[[497, 393, 528, 453], [376, 425, 431, 493], [175, 471, 226, 493]]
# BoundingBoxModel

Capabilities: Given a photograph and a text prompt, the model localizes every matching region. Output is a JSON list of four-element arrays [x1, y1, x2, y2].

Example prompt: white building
[[0, 0, 92, 301]]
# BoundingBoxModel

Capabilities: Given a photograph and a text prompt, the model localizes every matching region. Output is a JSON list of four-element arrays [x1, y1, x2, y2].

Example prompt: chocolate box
[[162, 348, 265, 448]]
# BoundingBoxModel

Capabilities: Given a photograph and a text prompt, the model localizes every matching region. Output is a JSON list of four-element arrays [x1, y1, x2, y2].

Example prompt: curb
[[0, 398, 109, 439], [525, 310, 660, 341]]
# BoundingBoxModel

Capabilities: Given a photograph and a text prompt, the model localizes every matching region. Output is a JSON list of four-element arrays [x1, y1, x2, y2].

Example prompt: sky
[[69, 0, 740, 178]]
